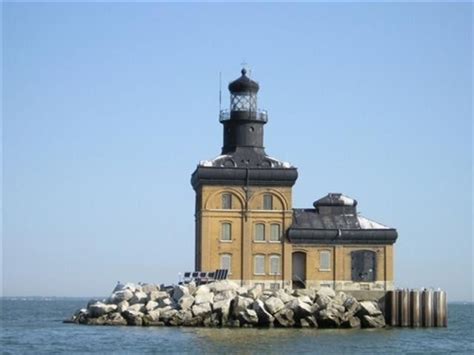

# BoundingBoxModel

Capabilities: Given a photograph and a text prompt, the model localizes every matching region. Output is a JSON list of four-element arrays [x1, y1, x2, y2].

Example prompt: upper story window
[[222, 193, 232, 209], [269, 255, 281, 275], [263, 194, 273, 210], [270, 224, 281, 242], [221, 222, 232, 241], [319, 250, 331, 271], [220, 254, 232, 274], [254, 223, 265, 242], [254, 255, 265, 275]]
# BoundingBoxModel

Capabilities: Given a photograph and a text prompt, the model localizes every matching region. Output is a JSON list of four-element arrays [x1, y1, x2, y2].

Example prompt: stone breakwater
[[65, 281, 386, 329]]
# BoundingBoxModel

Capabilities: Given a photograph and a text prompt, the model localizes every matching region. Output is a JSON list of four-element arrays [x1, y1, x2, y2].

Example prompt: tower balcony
[[219, 109, 268, 123]]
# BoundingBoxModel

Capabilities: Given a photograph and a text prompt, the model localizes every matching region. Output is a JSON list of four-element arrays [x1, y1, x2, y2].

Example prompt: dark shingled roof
[[288, 194, 398, 245]]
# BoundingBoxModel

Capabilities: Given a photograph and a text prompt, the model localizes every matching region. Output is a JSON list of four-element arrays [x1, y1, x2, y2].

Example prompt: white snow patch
[[266, 156, 293, 168], [338, 195, 355, 205], [357, 216, 389, 229], [199, 154, 230, 167]]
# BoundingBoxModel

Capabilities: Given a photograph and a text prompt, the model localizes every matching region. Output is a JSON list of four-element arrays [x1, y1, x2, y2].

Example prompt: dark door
[[292, 252, 306, 289], [351, 250, 376, 282]]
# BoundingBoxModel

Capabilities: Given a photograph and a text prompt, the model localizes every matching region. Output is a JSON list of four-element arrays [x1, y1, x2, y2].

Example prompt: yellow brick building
[[191, 69, 397, 291]]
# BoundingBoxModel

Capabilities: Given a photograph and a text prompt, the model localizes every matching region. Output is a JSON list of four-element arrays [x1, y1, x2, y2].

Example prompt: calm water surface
[[1, 298, 473, 354]]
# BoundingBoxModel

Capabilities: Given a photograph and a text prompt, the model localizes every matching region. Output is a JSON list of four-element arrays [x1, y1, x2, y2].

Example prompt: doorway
[[351, 250, 376, 282], [292, 252, 306, 289]]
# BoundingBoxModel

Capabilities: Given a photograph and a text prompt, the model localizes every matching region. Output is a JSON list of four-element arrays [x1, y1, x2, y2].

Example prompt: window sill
[[220, 240, 233, 243], [319, 268, 331, 272], [269, 273, 281, 276], [253, 273, 266, 276], [268, 240, 282, 243], [253, 240, 266, 243]]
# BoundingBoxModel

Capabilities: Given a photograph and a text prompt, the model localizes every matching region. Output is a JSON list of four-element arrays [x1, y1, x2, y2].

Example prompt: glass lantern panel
[[231, 93, 257, 111]]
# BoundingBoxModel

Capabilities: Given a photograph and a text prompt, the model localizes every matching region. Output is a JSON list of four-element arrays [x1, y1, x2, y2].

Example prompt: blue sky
[[2, 2, 472, 300]]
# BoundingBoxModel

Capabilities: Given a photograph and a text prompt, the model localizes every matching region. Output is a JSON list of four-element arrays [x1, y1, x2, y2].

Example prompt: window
[[270, 224, 281, 242], [269, 255, 281, 275], [319, 250, 331, 271], [270, 283, 281, 290], [263, 194, 273, 210], [221, 223, 231, 241], [254, 255, 265, 275], [220, 254, 232, 274], [222, 193, 232, 209], [254, 223, 265, 241]]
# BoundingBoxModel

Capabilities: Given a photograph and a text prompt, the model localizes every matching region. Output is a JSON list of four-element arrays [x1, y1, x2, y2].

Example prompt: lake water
[[1, 298, 473, 354]]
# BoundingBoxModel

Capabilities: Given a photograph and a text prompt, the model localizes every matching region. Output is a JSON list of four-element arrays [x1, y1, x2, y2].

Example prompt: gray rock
[[317, 308, 341, 328], [294, 288, 316, 300], [297, 295, 313, 305], [213, 290, 236, 303], [88, 302, 117, 318], [298, 315, 318, 328], [111, 289, 134, 303], [361, 314, 386, 328], [341, 316, 361, 328], [157, 297, 174, 309], [130, 291, 148, 305], [247, 284, 263, 300], [145, 301, 159, 312], [147, 309, 161, 321], [117, 300, 129, 313], [209, 280, 239, 293], [236, 286, 249, 295], [316, 287, 336, 298], [149, 291, 169, 301], [264, 296, 285, 314], [102, 312, 127, 326], [358, 301, 382, 316], [315, 295, 332, 309], [195, 292, 214, 305], [141, 283, 159, 294], [127, 303, 146, 313], [275, 289, 295, 304], [252, 299, 274, 326], [333, 292, 347, 306], [343, 296, 361, 315], [238, 309, 259, 325], [122, 310, 144, 326], [169, 309, 193, 326], [160, 309, 179, 323], [274, 308, 295, 327], [286, 298, 312, 319], [194, 285, 211, 296], [231, 296, 253, 318], [178, 295, 195, 310], [213, 298, 232, 324], [192, 303, 212, 318], [172, 285, 190, 302]]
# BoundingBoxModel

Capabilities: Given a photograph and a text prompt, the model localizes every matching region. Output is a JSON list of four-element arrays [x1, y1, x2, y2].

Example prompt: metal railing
[[219, 109, 268, 123]]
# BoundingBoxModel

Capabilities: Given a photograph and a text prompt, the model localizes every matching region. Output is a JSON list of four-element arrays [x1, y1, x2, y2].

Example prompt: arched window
[[269, 255, 281, 275], [319, 250, 331, 271], [221, 222, 232, 241], [263, 194, 273, 210], [270, 224, 281, 242], [220, 254, 232, 274], [254, 223, 265, 241], [222, 193, 232, 209], [254, 255, 265, 275]]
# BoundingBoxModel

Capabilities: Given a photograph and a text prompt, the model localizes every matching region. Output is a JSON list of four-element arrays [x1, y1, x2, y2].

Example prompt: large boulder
[[195, 292, 214, 305], [213, 290, 236, 303], [117, 300, 129, 313], [127, 303, 146, 313], [88, 302, 117, 318], [178, 295, 195, 310], [297, 295, 313, 305], [286, 298, 312, 319], [238, 309, 259, 325], [231, 296, 253, 318], [341, 316, 361, 328], [316, 287, 336, 298], [209, 280, 240, 293], [317, 308, 342, 328], [141, 283, 159, 294], [146, 309, 161, 322], [252, 299, 274, 326], [264, 296, 285, 315], [247, 284, 263, 300], [361, 314, 386, 328], [172, 285, 190, 302], [192, 303, 212, 318], [298, 315, 318, 328], [157, 297, 174, 309], [129, 291, 148, 305], [145, 301, 159, 312], [333, 292, 347, 306], [102, 312, 127, 326], [122, 310, 144, 326], [294, 288, 316, 301], [315, 295, 332, 309], [213, 298, 232, 324], [111, 289, 134, 303], [274, 308, 295, 327], [275, 289, 295, 304], [343, 296, 361, 316], [169, 309, 193, 326], [160, 309, 179, 324], [358, 301, 382, 317], [149, 291, 169, 302]]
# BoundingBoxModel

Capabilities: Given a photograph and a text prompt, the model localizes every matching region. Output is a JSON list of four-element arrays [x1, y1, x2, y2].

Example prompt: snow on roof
[[199, 154, 230, 167], [357, 216, 389, 229]]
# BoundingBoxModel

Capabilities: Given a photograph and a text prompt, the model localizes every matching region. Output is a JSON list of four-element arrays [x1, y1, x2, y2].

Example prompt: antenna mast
[[219, 71, 222, 112]]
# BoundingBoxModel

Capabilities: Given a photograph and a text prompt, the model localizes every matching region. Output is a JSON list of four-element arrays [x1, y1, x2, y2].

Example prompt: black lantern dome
[[228, 68, 260, 93]]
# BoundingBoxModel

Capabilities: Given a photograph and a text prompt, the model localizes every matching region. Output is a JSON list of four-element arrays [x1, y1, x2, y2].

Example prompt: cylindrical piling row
[[399, 289, 411, 327], [410, 290, 421, 327], [434, 290, 447, 327], [422, 289, 434, 327], [388, 290, 400, 326]]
